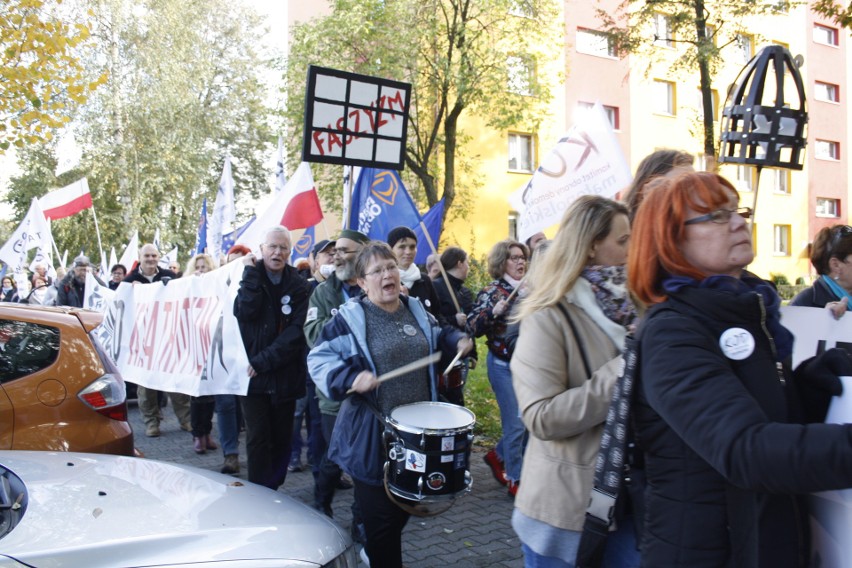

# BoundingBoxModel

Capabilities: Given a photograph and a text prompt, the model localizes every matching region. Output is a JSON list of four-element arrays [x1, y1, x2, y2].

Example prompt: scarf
[[399, 264, 421, 289], [580, 265, 637, 328], [662, 273, 793, 361], [822, 274, 852, 304]]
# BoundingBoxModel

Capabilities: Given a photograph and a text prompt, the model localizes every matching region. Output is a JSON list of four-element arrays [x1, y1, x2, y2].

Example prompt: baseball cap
[[312, 239, 336, 257], [72, 255, 90, 268]]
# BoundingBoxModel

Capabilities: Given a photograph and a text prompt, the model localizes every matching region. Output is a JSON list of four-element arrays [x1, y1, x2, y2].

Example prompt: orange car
[[0, 304, 133, 455]]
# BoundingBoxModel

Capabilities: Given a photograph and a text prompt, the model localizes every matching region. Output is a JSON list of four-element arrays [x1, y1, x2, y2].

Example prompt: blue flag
[[292, 225, 316, 262], [348, 169, 421, 240], [221, 216, 256, 255], [413, 199, 445, 264], [191, 199, 207, 257]]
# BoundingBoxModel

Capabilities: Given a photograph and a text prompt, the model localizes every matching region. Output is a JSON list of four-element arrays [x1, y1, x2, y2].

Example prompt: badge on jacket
[[719, 327, 755, 360]]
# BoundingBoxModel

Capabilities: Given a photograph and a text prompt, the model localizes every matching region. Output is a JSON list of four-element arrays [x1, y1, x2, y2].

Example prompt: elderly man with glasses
[[234, 226, 311, 490]]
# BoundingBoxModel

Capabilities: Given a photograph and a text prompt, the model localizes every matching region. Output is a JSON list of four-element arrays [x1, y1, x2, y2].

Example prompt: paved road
[[130, 400, 523, 567]]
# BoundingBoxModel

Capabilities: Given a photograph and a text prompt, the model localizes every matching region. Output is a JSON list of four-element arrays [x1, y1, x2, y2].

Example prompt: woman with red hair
[[628, 171, 852, 567]]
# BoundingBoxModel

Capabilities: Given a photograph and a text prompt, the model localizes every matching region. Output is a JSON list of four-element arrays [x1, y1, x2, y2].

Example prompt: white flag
[[118, 231, 139, 272], [0, 199, 51, 273], [509, 103, 632, 242], [207, 156, 236, 261], [60, 249, 68, 269], [109, 247, 118, 272], [153, 228, 161, 252], [83, 271, 115, 313], [273, 137, 287, 193], [160, 246, 178, 270]]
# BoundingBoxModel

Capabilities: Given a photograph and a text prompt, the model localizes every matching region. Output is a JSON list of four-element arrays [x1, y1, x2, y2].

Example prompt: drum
[[437, 361, 467, 393], [384, 402, 475, 516]]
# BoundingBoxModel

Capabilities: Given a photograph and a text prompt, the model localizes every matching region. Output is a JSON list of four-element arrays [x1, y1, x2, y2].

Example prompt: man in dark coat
[[235, 226, 310, 490]]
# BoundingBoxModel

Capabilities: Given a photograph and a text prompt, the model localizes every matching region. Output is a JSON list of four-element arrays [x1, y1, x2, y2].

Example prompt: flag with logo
[[509, 102, 631, 243], [207, 157, 236, 260], [0, 199, 52, 273], [192, 198, 208, 257], [273, 136, 287, 193], [221, 217, 255, 255], [348, 168, 420, 241], [292, 225, 316, 262], [413, 199, 445, 264]]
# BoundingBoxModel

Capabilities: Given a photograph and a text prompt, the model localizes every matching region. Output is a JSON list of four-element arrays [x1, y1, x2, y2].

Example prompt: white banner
[[509, 103, 631, 242], [84, 271, 115, 313], [97, 260, 249, 396], [781, 306, 852, 567]]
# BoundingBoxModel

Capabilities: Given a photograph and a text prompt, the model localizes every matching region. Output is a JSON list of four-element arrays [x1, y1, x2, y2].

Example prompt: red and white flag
[[236, 163, 323, 248], [39, 178, 93, 220]]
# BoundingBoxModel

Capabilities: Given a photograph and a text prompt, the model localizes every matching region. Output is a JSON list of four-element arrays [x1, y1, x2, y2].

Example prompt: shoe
[[288, 459, 303, 473], [336, 474, 353, 490], [204, 435, 218, 450], [180, 422, 192, 432], [484, 449, 508, 486], [221, 454, 240, 474], [359, 546, 370, 567], [507, 480, 519, 498], [145, 423, 160, 437], [193, 437, 205, 454]]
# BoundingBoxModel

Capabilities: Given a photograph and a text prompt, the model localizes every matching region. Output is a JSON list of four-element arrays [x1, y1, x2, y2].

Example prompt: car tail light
[[78, 374, 128, 421]]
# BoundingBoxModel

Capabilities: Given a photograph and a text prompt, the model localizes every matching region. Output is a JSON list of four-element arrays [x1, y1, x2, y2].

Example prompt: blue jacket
[[307, 295, 465, 485]]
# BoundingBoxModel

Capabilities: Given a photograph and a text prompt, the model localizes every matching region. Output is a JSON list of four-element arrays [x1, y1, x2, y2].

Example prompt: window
[[509, 0, 534, 18], [816, 197, 840, 217], [736, 34, 754, 63], [815, 81, 840, 102], [508, 133, 534, 172], [653, 14, 673, 48], [653, 80, 676, 115], [814, 24, 839, 46], [815, 139, 840, 160], [735, 165, 754, 192], [773, 224, 791, 256], [576, 28, 617, 58], [507, 55, 534, 96], [508, 212, 519, 241], [696, 88, 719, 121], [0, 320, 60, 383], [772, 169, 790, 194], [576, 101, 620, 130]]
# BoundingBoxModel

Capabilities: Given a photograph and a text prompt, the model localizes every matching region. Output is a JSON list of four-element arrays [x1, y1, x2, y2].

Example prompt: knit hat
[[387, 226, 417, 248], [338, 229, 370, 245]]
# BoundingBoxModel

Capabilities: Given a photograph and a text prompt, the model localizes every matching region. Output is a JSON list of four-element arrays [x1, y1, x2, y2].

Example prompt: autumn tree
[[284, 0, 562, 219], [597, 0, 790, 163], [0, 0, 106, 152], [8, 0, 276, 259], [812, 0, 852, 28]]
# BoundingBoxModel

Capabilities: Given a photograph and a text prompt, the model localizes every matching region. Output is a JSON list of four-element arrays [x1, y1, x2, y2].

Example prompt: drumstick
[[346, 352, 441, 394], [419, 220, 462, 314], [505, 274, 528, 303], [441, 349, 465, 377]]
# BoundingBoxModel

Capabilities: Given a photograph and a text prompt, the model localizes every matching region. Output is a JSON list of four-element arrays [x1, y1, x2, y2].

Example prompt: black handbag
[[576, 334, 641, 568]]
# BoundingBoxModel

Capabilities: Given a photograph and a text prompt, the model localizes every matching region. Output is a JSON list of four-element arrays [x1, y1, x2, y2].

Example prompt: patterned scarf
[[580, 265, 637, 328]]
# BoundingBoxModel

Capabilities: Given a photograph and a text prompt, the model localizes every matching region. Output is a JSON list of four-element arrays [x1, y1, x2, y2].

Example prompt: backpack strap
[[554, 301, 592, 379]]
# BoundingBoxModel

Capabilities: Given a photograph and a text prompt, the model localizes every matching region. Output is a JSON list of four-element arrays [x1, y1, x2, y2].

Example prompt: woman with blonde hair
[[468, 238, 529, 496], [510, 195, 638, 567]]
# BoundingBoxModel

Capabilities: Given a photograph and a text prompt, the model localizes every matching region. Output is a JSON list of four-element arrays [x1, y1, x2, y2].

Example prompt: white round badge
[[719, 327, 755, 361]]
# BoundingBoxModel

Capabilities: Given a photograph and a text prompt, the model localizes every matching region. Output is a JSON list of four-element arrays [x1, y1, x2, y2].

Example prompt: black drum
[[383, 402, 475, 516], [437, 361, 467, 394]]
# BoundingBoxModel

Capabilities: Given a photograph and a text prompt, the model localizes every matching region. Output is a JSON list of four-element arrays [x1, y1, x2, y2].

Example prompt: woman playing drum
[[308, 241, 473, 568]]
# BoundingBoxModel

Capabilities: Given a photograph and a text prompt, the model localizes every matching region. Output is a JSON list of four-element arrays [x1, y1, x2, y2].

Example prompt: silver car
[[0, 451, 357, 567]]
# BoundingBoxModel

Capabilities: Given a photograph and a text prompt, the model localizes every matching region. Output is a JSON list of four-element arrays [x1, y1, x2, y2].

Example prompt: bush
[[770, 273, 790, 286]]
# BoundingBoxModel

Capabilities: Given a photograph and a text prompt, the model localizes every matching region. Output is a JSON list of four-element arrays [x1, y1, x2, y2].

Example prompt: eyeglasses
[[684, 207, 752, 226], [333, 248, 358, 257], [830, 225, 852, 256], [364, 264, 399, 278], [508, 255, 527, 262], [263, 244, 290, 253]]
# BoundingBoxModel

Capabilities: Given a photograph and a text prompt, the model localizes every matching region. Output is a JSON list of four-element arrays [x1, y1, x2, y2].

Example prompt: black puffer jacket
[[635, 285, 852, 568], [234, 260, 310, 401]]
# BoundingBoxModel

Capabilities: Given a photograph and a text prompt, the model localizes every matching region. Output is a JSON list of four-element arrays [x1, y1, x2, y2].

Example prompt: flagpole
[[89, 204, 106, 270], [419, 220, 461, 314], [344, 165, 355, 230]]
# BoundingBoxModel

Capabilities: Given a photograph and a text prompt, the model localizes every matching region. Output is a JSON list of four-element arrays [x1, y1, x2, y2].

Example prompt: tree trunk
[[694, 0, 717, 171], [442, 101, 463, 218], [106, 5, 133, 229]]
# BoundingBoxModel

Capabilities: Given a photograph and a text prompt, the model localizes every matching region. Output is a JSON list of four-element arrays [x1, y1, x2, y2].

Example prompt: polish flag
[[236, 163, 323, 248], [39, 178, 93, 220]]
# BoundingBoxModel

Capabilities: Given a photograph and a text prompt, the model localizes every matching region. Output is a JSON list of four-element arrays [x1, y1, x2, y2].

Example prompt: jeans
[[291, 393, 309, 464], [520, 517, 641, 568], [315, 413, 341, 510], [240, 394, 296, 490], [487, 352, 526, 482], [215, 394, 240, 456]]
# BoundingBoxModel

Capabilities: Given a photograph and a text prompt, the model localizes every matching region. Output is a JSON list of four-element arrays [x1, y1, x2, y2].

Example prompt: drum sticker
[[441, 437, 454, 452], [441, 454, 453, 463], [405, 449, 426, 472], [426, 472, 445, 491], [454, 453, 466, 469]]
